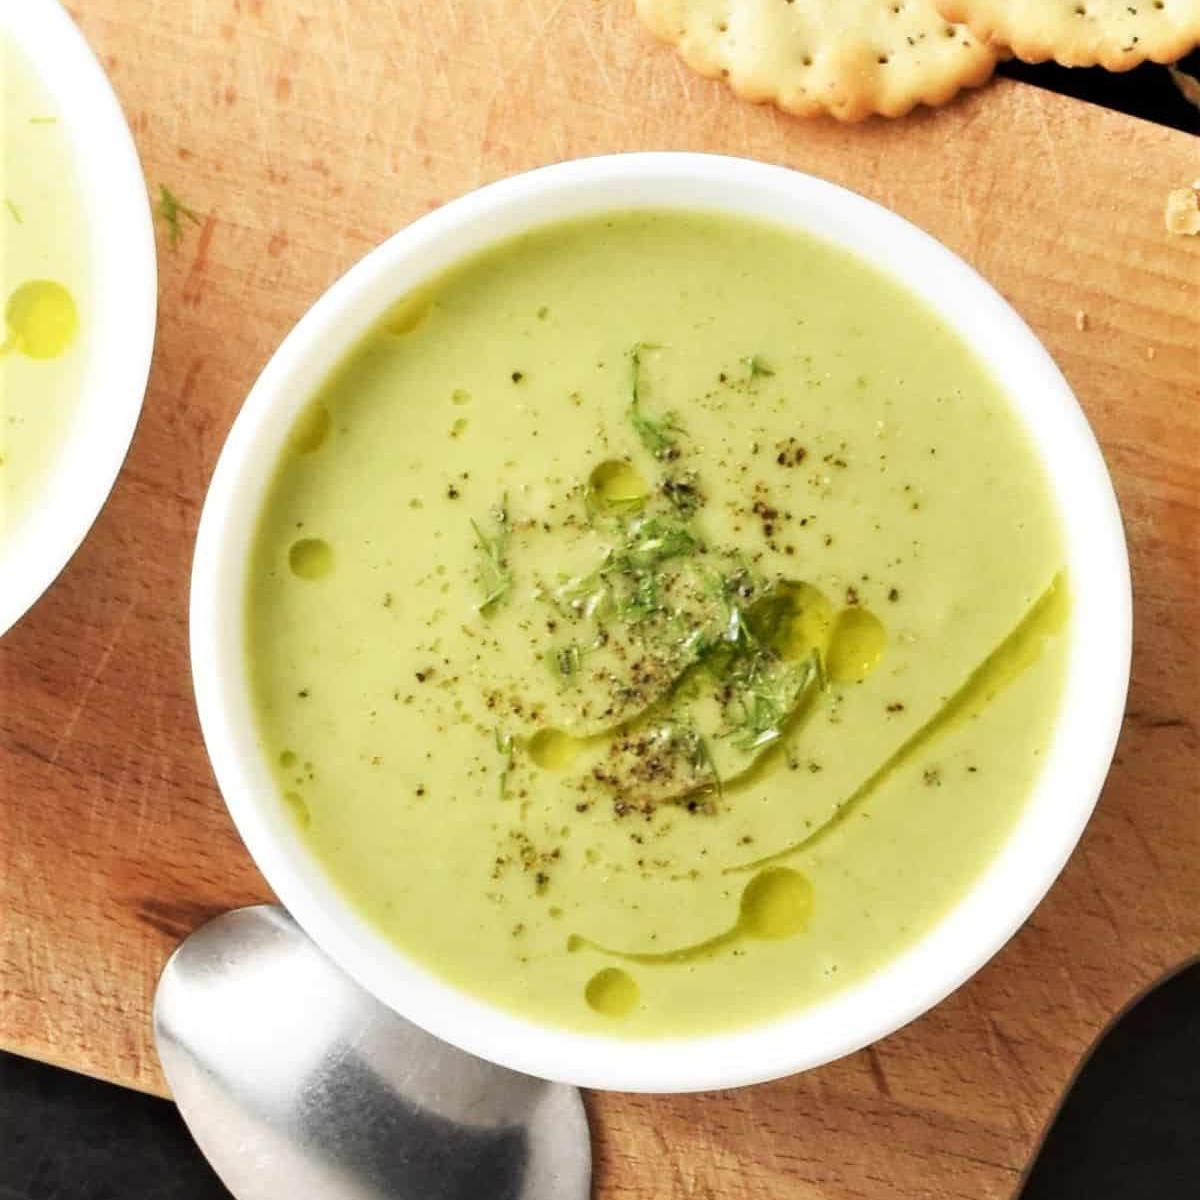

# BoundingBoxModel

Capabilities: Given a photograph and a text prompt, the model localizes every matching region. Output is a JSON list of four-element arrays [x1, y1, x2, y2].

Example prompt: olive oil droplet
[[382, 291, 430, 336], [283, 791, 311, 828], [739, 868, 813, 939], [289, 403, 331, 454], [826, 607, 886, 683], [779, 581, 835, 660], [585, 967, 639, 1017], [588, 458, 647, 509], [289, 537, 334, 580], [5, 280, 77, 359], [529, 728, 582, 769]]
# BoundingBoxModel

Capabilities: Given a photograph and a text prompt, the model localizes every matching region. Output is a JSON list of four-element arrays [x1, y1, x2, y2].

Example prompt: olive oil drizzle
[[573, 574, 1066, 974], [470, 495, 512, 613], [726, 571, 1070, 876], [569, 866, 813, 967]]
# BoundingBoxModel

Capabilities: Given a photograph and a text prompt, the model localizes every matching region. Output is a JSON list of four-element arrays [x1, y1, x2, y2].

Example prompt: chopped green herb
[[29, 115, 57, 125], [154, 184, 202, 249], [527, 340, 821, 756], [495, 727, 514, 799], [4, 199, 22, 225], [471, 495, 512, 613], [554, 562, 613, 623], [690, 729, 723, 798], [555, 507, 704, 632], [605, 515, 704, 628], [722, 649, 818, 752], [618, 514, 699, 572], [627, 344, 682, 461]]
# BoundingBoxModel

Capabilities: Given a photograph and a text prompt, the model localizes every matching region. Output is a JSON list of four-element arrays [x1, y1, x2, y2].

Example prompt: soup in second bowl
[[1, 34, 88, 543]]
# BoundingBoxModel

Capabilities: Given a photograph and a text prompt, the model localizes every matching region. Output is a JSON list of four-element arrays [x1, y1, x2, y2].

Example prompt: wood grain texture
[[2, 3, 1197, 1198]]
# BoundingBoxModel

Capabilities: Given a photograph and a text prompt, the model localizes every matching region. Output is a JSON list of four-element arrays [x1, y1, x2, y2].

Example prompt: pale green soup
[[247, 211, 1068, 1037], [1, 37, 88, 542]]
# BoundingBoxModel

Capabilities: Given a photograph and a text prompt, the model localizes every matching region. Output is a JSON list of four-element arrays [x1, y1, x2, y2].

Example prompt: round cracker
[[636, 0, 997, 122], [936, 0, 1200, 71]]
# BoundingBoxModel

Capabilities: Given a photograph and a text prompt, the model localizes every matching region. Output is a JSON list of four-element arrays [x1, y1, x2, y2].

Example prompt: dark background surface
[[998, 52, 1199, 135], [3, 961, 1198, 1198], [1020, 961, 1200, 1200], [2, 57, 1196, 1200]]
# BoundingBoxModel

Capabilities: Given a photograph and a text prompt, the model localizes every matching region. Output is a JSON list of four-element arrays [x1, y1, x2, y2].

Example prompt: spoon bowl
[[153, 906, 591, 1200]]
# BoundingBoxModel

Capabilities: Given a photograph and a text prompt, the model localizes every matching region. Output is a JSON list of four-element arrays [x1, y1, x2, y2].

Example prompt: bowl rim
[[190, 152, 1131, 1093], [0, 0, 157, 636]]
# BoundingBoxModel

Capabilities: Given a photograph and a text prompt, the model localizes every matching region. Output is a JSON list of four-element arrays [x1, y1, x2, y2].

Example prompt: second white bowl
[[0, 0, 156, 635]]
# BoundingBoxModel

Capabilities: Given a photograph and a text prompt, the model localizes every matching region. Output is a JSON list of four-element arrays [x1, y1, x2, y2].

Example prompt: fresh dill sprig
[[554, 560, 612, 622], [618, 514, 699, 571], [733, 690, 788, 751], [691, 578, 822, 752], [471, 495, 512, 614], [609, 515, 701, 625], [557, 509, 702, 632], [154, 184, 202, 249], [723, 652, 819, 752], [627, 343, 682, 461], [689, 728, 724, 798], [663, 722, 725, 799], [494, 727, 514, 799]]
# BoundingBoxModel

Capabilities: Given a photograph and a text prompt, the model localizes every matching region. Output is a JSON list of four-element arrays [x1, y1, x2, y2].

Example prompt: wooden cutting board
[[2, 3, 1197, 1197]]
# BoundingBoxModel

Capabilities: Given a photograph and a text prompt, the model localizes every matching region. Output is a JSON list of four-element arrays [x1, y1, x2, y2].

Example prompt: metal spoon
[[153, 905, 591, 1200]]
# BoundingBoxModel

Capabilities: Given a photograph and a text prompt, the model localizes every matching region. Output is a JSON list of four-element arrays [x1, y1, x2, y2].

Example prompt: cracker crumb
[[1164, 186, 1200, 237], [1146, 346, 1157, 361], [1074, 310, 1088, 333]]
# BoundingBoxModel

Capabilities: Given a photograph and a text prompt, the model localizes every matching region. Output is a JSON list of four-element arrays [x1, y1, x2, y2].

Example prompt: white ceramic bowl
[[191, 154, 1131, 1093], [0, 0, 156, 635]]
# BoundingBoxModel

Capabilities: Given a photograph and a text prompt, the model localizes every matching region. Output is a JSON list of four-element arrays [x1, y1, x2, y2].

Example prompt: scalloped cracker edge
[[936, 0, 1200, 71], [636, 0, 998, 122]]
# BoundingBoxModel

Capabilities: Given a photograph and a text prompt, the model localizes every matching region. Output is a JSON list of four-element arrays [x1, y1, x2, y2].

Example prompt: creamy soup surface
[[247, 210, 1068, 1036], [1, 37, 88, 542]]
